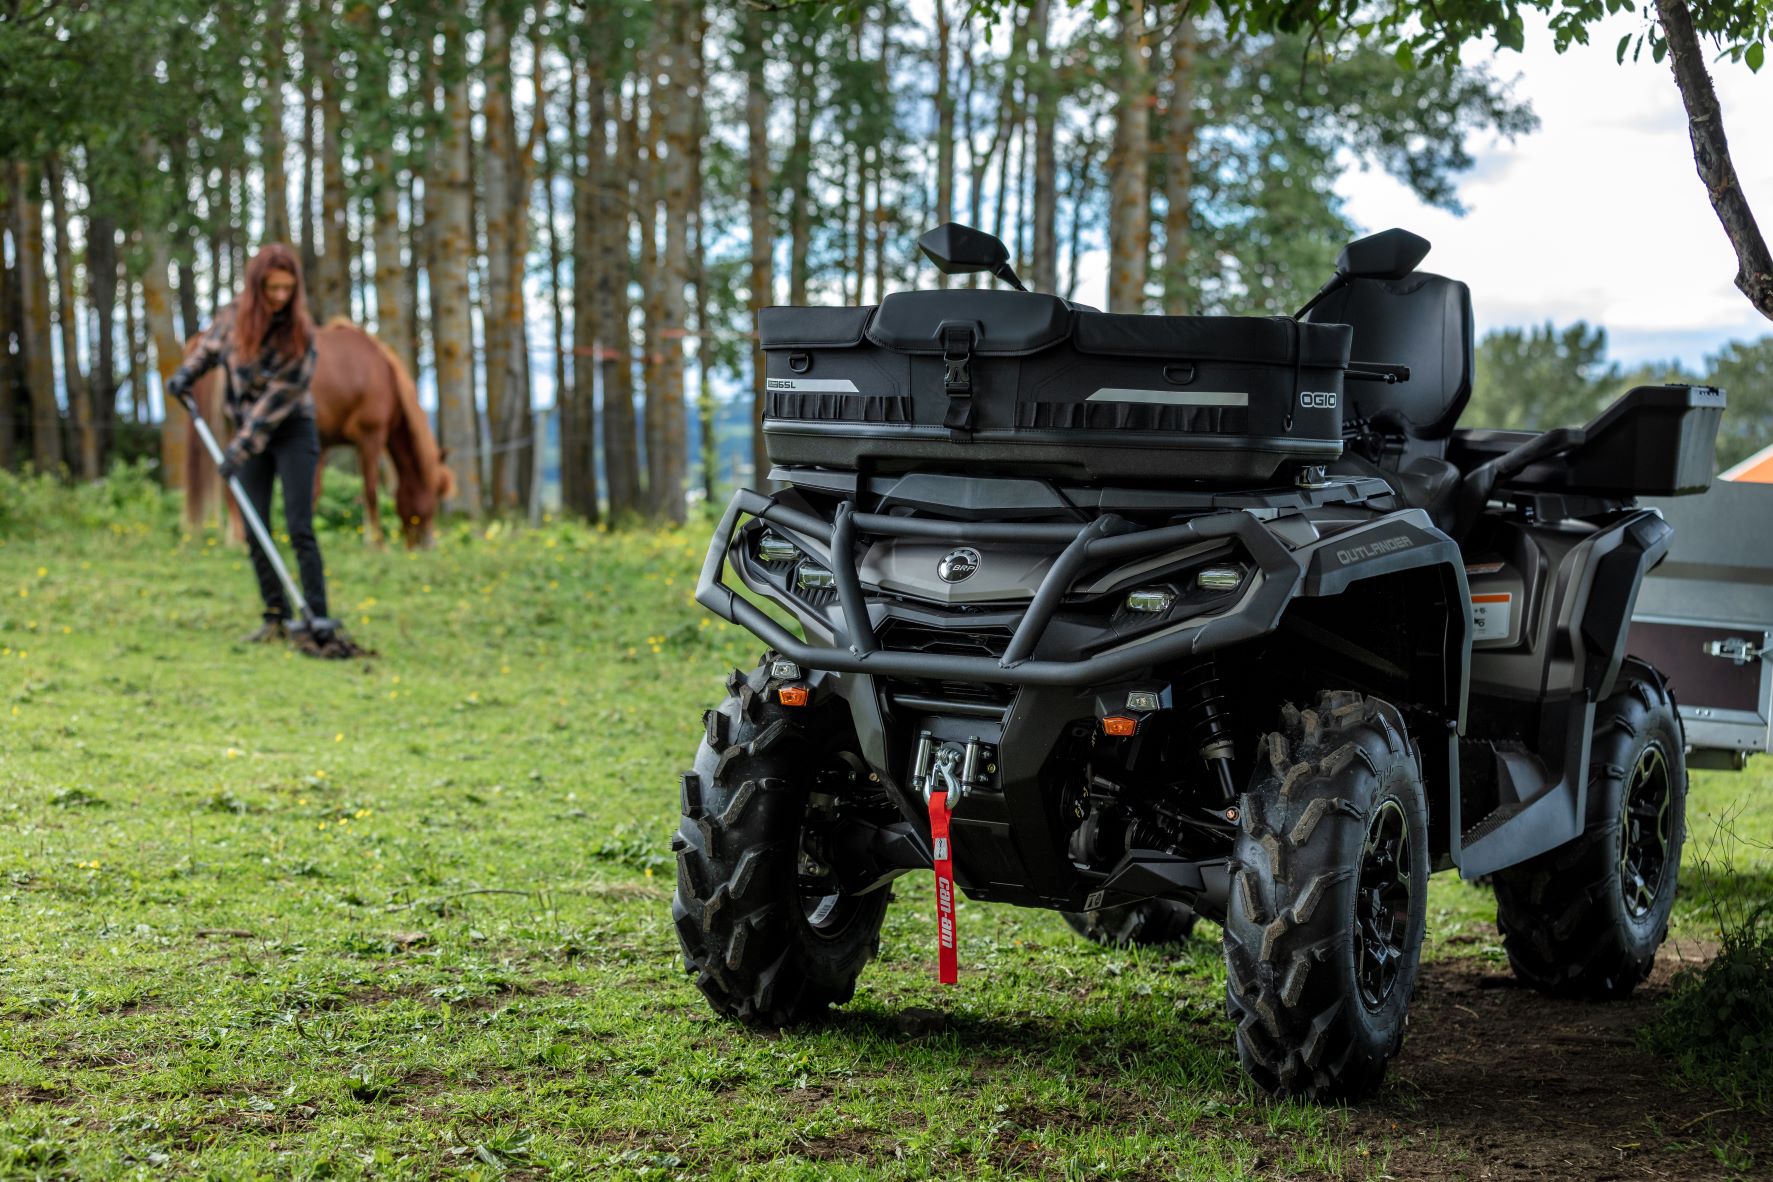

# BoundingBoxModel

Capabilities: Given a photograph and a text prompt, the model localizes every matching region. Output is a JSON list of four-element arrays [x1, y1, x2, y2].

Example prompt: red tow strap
[[930, 788, 958, 985]]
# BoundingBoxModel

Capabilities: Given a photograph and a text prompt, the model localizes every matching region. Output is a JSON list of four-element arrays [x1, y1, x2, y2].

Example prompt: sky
[[1323, 12, 1772, 368]]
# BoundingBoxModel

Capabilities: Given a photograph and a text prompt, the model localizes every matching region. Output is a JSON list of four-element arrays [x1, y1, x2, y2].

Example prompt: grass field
[[2, 477, 1769, 1180]]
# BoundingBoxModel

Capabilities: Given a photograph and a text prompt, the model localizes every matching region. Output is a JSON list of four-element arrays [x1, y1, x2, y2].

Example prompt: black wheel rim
[[1618, 741, 1673, 921], [797, 810, 860, 939], [799, 884, 852, 934], [1355, 798, 1414, 1012]]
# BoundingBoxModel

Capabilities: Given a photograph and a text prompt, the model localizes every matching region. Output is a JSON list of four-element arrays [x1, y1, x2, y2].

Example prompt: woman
[[166, 243, 331, 646]]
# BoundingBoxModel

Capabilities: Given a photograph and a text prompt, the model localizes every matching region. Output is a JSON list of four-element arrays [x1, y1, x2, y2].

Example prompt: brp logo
[[938, 547, 981, 583]]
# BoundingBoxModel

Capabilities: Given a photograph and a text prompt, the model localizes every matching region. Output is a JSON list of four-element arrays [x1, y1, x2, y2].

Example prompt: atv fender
[[1287, 510, 1473, 865], [1459, 509, 1674, 877]]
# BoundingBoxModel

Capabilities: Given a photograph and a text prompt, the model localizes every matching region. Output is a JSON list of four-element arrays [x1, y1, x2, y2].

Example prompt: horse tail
[[372, 335, 453, 499]]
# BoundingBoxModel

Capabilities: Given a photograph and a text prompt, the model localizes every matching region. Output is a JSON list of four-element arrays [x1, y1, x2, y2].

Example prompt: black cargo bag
[[758, 289, 1352, 481]]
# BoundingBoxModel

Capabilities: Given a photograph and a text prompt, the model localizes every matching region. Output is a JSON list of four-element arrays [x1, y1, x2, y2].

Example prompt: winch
[[910, 731, 996, 804]]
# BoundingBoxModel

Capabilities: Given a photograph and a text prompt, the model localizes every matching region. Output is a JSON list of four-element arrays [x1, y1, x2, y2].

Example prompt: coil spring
[[1175, 657, 1237, 805]]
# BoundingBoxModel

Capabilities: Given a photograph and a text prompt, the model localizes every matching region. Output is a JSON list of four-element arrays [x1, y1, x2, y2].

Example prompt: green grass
[[1, 484, 1769, 1180]]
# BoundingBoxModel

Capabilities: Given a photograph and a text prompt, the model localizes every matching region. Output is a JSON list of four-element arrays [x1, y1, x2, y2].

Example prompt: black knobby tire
[[1062, 899, 1199, 948], [671, 659, 889, 1027], [1224, 691, 1429, 1102], [1492, 659, 1686, 999]]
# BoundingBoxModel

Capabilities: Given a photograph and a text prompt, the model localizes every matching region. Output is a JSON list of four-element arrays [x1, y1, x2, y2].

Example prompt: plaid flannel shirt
[[171, 303, 318, 465]]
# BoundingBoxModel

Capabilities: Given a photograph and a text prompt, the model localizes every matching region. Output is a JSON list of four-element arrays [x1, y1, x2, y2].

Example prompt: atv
[[672, 222, 1726, 1100]]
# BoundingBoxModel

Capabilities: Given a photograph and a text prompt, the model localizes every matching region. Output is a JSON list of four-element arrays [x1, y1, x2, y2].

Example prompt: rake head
[[290, 618, 376, 660]]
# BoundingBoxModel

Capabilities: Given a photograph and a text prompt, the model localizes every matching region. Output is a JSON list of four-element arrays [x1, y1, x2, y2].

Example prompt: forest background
[[2, 0, 1771, 522]]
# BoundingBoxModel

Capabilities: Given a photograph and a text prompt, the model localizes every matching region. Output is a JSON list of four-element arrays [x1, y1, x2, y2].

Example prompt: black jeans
[[236, 413, 329, 621]]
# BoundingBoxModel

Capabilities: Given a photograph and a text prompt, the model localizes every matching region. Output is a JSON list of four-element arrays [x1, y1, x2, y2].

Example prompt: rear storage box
[[759, 289, 1352, 481], [1450, 385, 1725, 497]]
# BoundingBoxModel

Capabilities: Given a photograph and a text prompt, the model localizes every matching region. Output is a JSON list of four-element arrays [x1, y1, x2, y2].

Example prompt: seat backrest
[[1306, 272, 1474, 439]]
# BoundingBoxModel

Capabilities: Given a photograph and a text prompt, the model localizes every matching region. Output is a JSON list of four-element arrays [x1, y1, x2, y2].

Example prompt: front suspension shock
[[1176, 658, 1238, 806]]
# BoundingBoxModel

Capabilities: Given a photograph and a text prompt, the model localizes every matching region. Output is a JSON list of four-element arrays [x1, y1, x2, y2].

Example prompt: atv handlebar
[[696, 488, 1302, 687]]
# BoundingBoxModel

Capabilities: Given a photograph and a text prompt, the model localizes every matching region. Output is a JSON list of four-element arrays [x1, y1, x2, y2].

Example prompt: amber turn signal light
[[778, 686, 811, 707], [1101, 716, 1138, 737]]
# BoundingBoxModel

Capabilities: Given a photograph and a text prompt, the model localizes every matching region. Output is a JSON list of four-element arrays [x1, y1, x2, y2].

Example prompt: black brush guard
[[697, 488, 1301, 686]]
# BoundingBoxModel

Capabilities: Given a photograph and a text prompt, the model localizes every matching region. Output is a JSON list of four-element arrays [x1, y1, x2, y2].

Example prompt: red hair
[[233, 243, 315, 363]]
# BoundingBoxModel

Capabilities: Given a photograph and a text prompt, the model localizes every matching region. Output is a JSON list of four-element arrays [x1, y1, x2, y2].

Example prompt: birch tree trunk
[[208, 177, 226, 310], [0, 168, 16, 472], [652, 0, 693, 524], [567, 55, 601, 522], [356, 4, 409, 368], [505, 25, 541, 509], [1028, 0, 1057, 294], [317, 2, 351, 323], [262, 8, 291, 247], [480, 4, 516, 507], [90, 216, 119, 468], [141, 228, 186, 494], [543, 96, 571, 519], [872, 8, 890, 303], [692, 203, 716, 501], [1064, 140, 1096, 301], [369, 148, 409, 366], [175, 257, 200, 344], [299, 35, 320, 283], [1106, 0, 1150, 313], [638, 70, 666, 515], [11, 163, 62, 475], [433, 20, 482, 516], [691, 3, 716, 501], [403, 167, 422, 372], [743, 5, 772, 486], [1161, 15, 1196, 315], [125, 277, 147, 425], [849, 11, 868, 305], [991, 84, 1019, 248], [420, 33, 443, 414], [46, 155, 97, 479], [214, 161, 235, 307], [602, 81, 642, 518], [787, 36, 813, 306], [935, 0, 954, 290]]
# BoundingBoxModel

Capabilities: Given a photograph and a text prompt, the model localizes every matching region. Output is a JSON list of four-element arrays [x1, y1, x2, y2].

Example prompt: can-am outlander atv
[[673, 223, 1726, 1100]]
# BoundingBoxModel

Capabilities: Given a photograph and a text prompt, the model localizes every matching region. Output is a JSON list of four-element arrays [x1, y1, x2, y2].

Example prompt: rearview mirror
[[918, 223, 1029, 291], [1336, 228, 1432, 280]]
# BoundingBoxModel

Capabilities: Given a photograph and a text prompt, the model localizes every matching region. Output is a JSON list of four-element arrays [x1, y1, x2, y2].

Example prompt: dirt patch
[[1350, 938, 1768, 1180], [0, 1084, 65, 1106]]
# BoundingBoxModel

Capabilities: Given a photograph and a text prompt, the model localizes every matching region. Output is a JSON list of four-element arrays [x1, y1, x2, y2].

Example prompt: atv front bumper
[[696, 487, 1303, 686]]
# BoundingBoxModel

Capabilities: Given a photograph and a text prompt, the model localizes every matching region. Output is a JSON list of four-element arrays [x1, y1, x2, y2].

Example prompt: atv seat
[[1305, 271, 1475, 535]]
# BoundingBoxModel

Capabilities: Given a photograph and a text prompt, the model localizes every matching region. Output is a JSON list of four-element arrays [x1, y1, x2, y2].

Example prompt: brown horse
[[184, 319, 455, 547]]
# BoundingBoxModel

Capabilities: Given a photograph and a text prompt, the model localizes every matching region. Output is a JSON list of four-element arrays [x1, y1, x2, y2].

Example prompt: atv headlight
[[1195, 565, 1244, 591], [756, 531, 799, 565], [1126, 588, 1176, 613], [795, 562, 835, 591]]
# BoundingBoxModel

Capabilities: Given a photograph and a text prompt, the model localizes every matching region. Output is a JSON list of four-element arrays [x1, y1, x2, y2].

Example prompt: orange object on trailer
[[1720, 443, 1773, 483]]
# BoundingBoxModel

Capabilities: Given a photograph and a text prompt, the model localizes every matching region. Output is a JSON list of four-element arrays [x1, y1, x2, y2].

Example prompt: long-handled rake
[[176, 389, 371, 660]]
